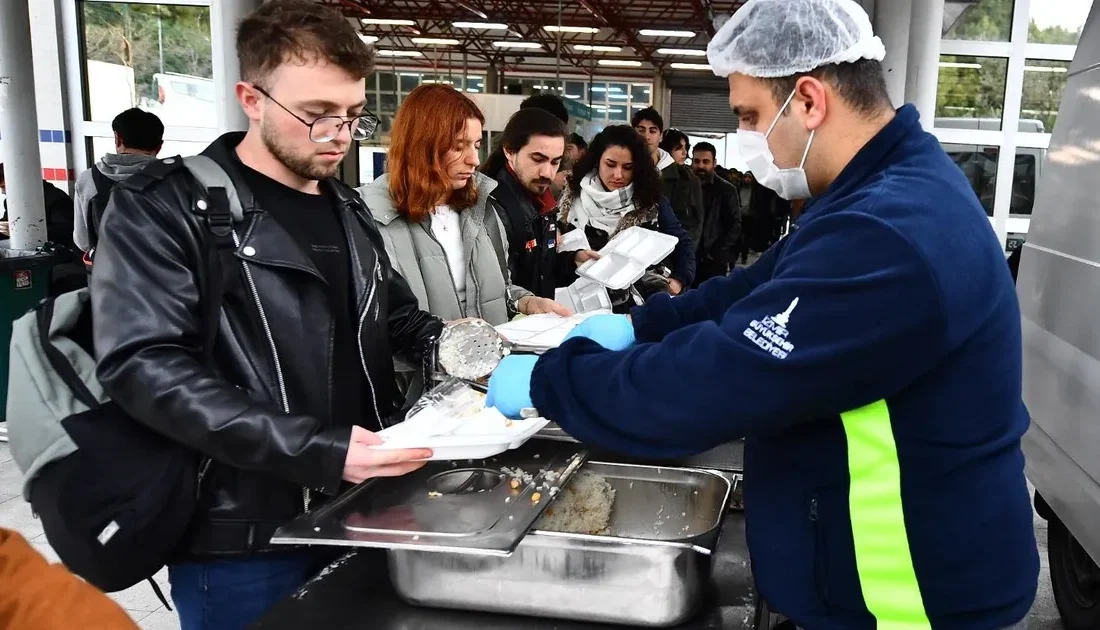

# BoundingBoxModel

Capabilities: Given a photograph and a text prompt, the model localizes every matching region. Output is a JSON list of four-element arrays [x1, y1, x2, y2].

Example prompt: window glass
[[1020, 59, 1070, 132], [466, 76, 485, 93], [565, 81, 586, 100], [942, 144, 999, 216], [631, 83, 652, 104], [82, 3, 213, 127], [366, 73, 377, 91], [935, 55, 1009, 130], [1010, 150, 1040, 216], [399, 73, 421, 92], [607, 104, 628, 122], [942, 0, 1013, 42], [378, 72, 397, 92], [1028, 0, 1093, 44]]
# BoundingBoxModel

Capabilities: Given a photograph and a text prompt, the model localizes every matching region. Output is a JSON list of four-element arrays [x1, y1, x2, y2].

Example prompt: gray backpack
[[5, 155, 243, 605]]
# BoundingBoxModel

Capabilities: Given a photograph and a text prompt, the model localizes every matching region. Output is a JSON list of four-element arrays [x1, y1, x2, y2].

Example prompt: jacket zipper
[[809, 498, 829, 610], [196, 458, 212, 499], [231, 230, 310, 512], [357, 260, 383, 429]]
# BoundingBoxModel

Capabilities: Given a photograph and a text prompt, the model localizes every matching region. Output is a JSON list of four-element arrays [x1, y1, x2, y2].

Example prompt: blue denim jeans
[[168, 550, 330, 630]]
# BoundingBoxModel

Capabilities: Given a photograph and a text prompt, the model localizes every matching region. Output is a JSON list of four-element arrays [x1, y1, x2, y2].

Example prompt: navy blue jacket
[[531, 106, 1039, 629]]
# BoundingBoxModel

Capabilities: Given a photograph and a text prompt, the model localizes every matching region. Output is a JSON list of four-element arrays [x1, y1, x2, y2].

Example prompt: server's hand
[[563, 313, 636, 351], [518, 296, 573, 317], [486, 355, 538, 419]]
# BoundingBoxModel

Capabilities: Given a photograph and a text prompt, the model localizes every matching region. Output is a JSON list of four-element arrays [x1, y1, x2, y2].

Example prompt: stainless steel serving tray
[[271, 443, 588, 556], [388, 461, 733, 627]]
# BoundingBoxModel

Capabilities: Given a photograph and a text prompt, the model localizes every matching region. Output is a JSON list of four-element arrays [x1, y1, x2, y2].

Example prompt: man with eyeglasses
[[89, 2, 442, 628]]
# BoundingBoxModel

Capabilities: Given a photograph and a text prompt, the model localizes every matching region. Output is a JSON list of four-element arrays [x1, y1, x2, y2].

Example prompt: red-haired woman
[[358, 84, 568, 325]]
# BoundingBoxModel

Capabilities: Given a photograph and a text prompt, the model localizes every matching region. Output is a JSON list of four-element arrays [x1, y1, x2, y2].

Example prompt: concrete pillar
[[905, 0, 946, 130], [211, 0, 262, 132], [874, 0, 913, 108], [0, 0, 47, 249]]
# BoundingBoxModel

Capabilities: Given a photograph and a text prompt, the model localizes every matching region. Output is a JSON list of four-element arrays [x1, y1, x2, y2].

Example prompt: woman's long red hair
[[387, 84, 485, 222]]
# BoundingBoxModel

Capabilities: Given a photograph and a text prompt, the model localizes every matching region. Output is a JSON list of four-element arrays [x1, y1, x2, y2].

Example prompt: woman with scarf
[[559, 125, 695, 311]]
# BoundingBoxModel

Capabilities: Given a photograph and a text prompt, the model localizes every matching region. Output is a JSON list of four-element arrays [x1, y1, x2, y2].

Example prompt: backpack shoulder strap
[[180, 155, 243, 363], [89, 165, 113, 195], [483, 197, 509, 280]]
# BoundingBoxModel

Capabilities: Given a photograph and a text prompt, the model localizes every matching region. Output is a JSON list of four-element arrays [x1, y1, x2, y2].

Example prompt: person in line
[[0, 164, 78, 256], [557, 125, 695, 306], [632, 108, 705, 252], [0, 528, 139, 629], [691, 141, 741, 285], [90, 3, 442, 627], [740, 171, 790, 265], [486, 0, 1038, 628], [358, 84, 567, 326], [72, 107, 164, 252], [658, 129, 691, 166], [554, 132, 588, 197], [565, 133, 587, 167], [481, 108, 599, 299], [519, 93, 569, 125]]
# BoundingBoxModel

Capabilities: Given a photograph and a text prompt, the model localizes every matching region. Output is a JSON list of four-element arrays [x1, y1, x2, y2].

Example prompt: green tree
[[82, 3, 212, 104]]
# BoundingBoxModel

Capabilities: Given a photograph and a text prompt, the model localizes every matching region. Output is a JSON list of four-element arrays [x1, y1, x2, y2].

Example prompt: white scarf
[[569, 171, 636, 235]]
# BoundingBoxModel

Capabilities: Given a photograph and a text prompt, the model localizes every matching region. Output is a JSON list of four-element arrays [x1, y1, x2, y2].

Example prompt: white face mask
[[738, 89, 815, 200]]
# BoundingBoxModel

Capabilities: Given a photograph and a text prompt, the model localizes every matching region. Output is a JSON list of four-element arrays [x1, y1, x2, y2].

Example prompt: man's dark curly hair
[[568, 125, 663, 211]]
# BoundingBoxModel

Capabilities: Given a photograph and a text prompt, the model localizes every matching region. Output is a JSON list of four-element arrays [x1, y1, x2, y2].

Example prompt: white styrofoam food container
[[372, 405, 550, 461], [576, 226, 678, 290], [493, 311, 608, 352], [555, 278, 613, 314]]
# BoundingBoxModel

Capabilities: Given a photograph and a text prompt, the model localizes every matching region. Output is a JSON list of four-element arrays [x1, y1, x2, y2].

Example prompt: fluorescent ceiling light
[[359, 34, 379, 44], [609, 93, 629, 99], [376, 50, 423, 57], [361, 18, 415, 26], [1024, 65, 1068, 73], [938, 61, 982, 69], [565, 93, 582, 99], [398, 72, 421, 77], [466, 88, 481, 93], [492, 41, 542, 49], [639, 29, 695, 37], [670, 62, 711, 70], [544, 25, 599, 34], [412, 37, 460, 45], [657, 48, 706, 56], [599, 59, 643, 67], [453, 21, 509, 29], [574, 44, 621, 52]]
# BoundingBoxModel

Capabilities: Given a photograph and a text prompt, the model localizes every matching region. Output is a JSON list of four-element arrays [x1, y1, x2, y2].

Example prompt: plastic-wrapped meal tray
[[370, 379, 549, 461], [576, 226, 679, 290]]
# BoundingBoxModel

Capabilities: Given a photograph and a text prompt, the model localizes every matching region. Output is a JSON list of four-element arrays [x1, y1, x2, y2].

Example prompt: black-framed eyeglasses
[[253, 86, 379, 143]]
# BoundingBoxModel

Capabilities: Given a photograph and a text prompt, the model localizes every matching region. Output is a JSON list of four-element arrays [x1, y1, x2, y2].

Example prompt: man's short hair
[[694, 142, 718, 159], [631, 107, 664, 131], [236, 0, 375, 89], [520, 94, 569, 125], [112, 108, 164, 152], [763, 59, 891, 118], [566, 133, 587, 150]]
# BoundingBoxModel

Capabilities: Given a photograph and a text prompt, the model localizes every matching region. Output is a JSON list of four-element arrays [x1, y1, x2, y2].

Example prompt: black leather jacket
[[490, 167, 577, 298], [698, 174, 742, 265], [90, 133, 443, 558]]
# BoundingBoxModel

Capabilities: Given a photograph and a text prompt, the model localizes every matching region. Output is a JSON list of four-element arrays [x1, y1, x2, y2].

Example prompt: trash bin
[[0, 248, 53, 422]]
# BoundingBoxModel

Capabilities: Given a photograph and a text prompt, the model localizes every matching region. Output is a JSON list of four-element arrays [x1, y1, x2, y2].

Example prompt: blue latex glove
[[562, 314, 636, 351], [486, 355, 538, 419]]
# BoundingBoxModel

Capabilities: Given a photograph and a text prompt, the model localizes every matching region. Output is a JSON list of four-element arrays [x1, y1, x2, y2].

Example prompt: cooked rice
[[534, 472, 616, 535]]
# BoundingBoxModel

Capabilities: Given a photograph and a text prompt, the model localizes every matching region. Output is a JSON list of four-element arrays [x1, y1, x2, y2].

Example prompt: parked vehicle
[[1016, 6, 1100, 629]]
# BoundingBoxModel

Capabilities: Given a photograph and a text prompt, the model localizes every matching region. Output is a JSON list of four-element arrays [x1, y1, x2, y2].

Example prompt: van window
[[943, 148, 1037, 217]]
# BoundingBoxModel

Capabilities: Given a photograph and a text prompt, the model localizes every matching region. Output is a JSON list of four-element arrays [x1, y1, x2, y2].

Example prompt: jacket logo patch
[[743, 298, 798, 360]]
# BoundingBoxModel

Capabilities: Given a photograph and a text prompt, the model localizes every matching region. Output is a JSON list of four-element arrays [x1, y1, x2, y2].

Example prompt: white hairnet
[[706, 0, 886, 79]]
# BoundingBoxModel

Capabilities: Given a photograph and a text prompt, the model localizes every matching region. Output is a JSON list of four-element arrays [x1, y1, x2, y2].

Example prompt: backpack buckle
[[201, 189, 234, 238]]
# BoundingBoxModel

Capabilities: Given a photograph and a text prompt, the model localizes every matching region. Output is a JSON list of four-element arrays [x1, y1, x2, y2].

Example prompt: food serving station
[[253, 288, 773, 630], [252, 434, 768, 630]]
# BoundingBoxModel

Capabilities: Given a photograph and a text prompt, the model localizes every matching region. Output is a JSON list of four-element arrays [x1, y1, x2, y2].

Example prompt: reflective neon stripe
[[841, 399, 931, 629]]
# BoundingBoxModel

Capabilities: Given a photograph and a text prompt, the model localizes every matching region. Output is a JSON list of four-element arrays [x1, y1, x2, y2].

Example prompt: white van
[[1017, 6, 1100, 629]]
